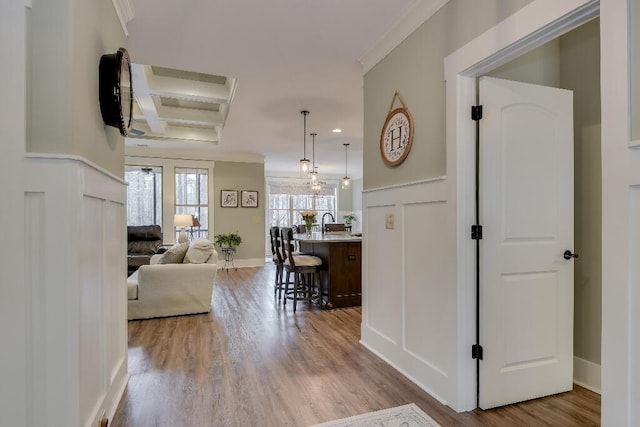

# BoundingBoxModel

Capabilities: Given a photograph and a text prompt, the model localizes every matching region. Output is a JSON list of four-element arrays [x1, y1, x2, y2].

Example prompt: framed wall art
[[221, 190, 238, 207], [241, 190, 259, 208]]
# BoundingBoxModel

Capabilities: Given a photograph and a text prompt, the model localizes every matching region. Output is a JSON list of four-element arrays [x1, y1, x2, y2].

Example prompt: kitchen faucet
[[321, 212, 335, 234]]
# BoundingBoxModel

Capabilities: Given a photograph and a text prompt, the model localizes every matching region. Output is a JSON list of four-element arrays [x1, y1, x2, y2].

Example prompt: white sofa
[[127, 247, 218, 320]]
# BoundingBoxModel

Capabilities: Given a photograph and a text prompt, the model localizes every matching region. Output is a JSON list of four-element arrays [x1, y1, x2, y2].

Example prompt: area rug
[[310, 403, 441, 427]]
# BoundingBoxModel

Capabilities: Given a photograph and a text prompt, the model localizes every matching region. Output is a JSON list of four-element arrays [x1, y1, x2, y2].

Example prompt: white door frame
[[443, 0, 600, 412]]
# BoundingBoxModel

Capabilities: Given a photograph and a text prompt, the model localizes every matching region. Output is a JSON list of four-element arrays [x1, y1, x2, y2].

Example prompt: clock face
[[119, 52, 133, 135], [99, 48, 133, 136], [380, 107, 413, 166]]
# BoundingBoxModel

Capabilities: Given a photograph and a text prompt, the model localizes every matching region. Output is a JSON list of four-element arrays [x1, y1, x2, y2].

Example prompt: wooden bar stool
[[269, 226, 286, 299], [280, 227, 322, 312]]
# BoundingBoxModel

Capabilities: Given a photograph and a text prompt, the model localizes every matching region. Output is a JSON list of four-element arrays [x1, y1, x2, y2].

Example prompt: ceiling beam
[[131, 64, 166, 134]]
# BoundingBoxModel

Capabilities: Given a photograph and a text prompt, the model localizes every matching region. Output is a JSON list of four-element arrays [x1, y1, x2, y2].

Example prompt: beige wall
[[214, 161, 266, 260], [363, 0, 532, 190], [559, 18, 602, 365], [28, 0, 125, 176], [487, 39, 560, 87], [338, 184, 353, 211], [363, 1, 601, 375]]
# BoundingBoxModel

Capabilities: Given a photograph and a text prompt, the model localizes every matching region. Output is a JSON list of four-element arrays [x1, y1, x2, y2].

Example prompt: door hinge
[[471, 105, 483, 121], [472, 344, 483, 360], [471, 224, 483, 240]]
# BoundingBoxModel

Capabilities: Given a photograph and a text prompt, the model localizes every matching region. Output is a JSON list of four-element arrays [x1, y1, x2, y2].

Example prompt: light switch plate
[[385, 213, 394, 229]]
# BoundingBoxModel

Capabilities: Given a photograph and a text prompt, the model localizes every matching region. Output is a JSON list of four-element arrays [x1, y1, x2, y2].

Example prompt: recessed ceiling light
[[332, 129, 342, 133]]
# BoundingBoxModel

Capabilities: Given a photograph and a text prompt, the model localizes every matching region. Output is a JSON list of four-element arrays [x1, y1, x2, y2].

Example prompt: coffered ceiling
[[122, 0, 449, 178], [129, 64, 237, 144]]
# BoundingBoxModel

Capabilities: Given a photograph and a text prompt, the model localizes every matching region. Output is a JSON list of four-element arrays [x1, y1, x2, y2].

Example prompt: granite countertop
[[294, 232, 362, 243]]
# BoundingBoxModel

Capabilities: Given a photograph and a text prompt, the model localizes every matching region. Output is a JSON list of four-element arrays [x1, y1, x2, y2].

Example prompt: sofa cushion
[[128, 254, 152, 270], [128, 240, 162, 255], [127, 225, 162, 241], [157, 242, 189, 264], [184, 238, 215, 264], [127, 270, 139, 300]]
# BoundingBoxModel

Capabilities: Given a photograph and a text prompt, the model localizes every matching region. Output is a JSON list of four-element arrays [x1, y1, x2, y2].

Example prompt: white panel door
[[479, 76, 574, 409]]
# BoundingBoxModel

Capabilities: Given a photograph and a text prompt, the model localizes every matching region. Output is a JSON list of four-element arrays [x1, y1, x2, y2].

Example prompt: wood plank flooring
[[111, 264, 600, 427]]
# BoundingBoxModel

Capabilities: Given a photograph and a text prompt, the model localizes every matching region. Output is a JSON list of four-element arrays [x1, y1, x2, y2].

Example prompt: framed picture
[[241, 190, 259, 208], [221, 190, 238, 208]]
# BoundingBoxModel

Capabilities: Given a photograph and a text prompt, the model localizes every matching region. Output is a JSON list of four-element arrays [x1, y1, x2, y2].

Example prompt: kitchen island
[[295, 232, 362, 309]]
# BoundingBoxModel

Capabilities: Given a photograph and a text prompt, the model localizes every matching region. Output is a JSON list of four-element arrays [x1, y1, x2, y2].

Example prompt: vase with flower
[[300, 210, 317, 238]]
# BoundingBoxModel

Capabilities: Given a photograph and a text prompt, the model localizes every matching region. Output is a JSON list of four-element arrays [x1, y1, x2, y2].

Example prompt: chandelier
[[299, 110, 310, 175], [310, 167, 326, 196], [308, 133, 326, 196], [309, 132, 318, 183], [342, 143, 351, 189]]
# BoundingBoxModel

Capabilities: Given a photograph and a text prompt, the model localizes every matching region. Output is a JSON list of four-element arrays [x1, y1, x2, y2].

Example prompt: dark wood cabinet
[[299, 240, 361, 308]]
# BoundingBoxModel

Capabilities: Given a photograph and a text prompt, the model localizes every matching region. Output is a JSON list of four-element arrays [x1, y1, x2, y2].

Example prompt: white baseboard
[[218, 258, 265, 269], [359, 339, 448, 407], [574, 356, 601, 394]]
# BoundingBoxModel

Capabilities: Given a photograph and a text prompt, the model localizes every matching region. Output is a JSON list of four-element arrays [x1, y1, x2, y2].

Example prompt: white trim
[[359, 339, 448, 406], [218, 258, 266, 270], [359, 0, 450, 74], [125, 145, 265, 164], [574, 356, 602, 394], [26, 152, 127, 185], [362, 176, 446, 194], [443, 0, 599, 411], [111, 0, 134, 37]]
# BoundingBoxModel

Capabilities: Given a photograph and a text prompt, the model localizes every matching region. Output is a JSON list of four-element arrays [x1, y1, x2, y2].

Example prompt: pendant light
[[299, 110, 310, 175], [342, 143, 351, 189], [309, 132, 318, 182]]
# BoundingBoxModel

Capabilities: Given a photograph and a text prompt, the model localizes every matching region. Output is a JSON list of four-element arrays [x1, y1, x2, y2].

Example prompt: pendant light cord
[[311, 133, 317, 169], [301, 110, 309, 158]]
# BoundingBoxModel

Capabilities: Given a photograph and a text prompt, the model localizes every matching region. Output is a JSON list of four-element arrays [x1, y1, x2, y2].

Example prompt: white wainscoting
[[361, 177, 456, 406], [628, 184, 640, 421], [24, 154, 128, 427]]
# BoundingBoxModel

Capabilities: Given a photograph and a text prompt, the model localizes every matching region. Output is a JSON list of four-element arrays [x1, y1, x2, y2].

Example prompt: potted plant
[[342, 213, 357, 226], [214, 231, 242, 249]]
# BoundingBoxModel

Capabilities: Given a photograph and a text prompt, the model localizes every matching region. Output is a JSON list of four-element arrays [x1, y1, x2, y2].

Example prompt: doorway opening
[[444, 0, 601, 411], [479, 18, 602, 405]]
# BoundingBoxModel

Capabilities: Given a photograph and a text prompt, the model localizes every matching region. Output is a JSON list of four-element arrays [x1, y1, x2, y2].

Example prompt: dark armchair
[[127, 225, 164, 276]]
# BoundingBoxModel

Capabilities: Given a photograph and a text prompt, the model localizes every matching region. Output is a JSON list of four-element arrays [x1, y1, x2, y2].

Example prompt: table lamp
[[190, 215, 201, 238], [174, 214, 193, 243]]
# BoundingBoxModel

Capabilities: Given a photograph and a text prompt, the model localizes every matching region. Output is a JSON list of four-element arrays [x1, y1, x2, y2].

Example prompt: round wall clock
[[380, 107, 414, 167], [99, 48, 133, 136]]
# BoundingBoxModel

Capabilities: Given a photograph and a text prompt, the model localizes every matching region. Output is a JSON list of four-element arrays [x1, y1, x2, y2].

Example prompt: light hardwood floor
[[112, 264, 600, 426]]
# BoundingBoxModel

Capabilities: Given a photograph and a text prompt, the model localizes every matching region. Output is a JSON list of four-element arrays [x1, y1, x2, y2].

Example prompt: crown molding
[[359, 0, 450, 74], [111, 0, 135, 37], [125, 144, 265, 164]]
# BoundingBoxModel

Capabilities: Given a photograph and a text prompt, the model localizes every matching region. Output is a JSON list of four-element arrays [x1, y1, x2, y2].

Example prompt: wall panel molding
[[362, 178, 456, 406], [23, 155, 128, 426], [24, 192, 45, 427]]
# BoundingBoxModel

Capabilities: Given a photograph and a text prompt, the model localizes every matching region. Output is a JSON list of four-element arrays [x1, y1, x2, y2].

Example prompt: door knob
[[563, 250, 579, 260]]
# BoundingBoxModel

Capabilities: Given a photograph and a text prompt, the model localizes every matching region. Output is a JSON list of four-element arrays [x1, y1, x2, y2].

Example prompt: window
[[125, 166, 162, 226], [268, 181, 337, 229], [175, 167, 208, 239]]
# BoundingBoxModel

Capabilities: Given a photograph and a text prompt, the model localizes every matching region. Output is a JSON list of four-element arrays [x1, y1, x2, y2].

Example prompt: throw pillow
[[157, 242, 189, 264], [183, 238, 215, 264]]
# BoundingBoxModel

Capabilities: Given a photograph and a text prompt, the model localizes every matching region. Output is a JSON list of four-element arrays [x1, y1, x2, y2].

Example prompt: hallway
[[112, 264, 600, 426]]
